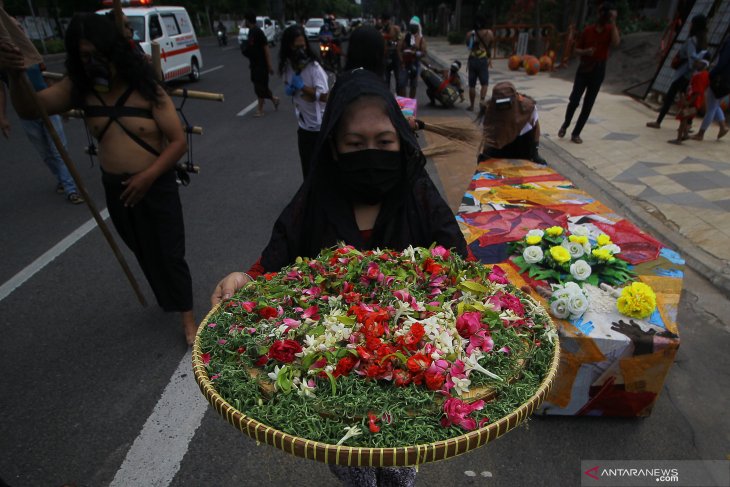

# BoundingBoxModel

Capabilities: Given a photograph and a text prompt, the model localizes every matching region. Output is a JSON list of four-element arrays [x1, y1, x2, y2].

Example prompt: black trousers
[[297, 127, 319, 179], [562, 61, 607, 137], [102, 169, 193, 312], [655, 76, 690, 125]]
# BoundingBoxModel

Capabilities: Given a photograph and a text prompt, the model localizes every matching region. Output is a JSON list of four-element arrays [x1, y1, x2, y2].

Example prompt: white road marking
[[200, 64, 224, 75], [109, 349, 208, 487], [237, 100, 259, 117], [0, 209, 109, 302]]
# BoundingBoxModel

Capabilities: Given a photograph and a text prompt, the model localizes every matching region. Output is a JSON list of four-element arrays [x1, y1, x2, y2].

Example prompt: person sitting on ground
[[0, 13, 197, 344], [668, 52, 710, 145], [477, 81, 547, 165]]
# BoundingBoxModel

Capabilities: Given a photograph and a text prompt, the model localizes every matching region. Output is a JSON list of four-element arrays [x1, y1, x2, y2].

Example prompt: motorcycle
[[319, 37, 341, 74], [217, 30, 227, 46], [420, 63, 460, 108]]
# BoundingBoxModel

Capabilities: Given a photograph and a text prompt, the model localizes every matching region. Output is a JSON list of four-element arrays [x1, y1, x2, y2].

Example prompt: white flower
[[295, 378, 317, 398], [267, 364, 286, 382], [526, 229, 545, 238], [571, 225, 590, 237], [523, 245, 544, 264], [568, 293, 589, 318], [563, 281, 582, 296], [550, 298, 570, 319], [551, 285, 572, 302], [336, 425, 363, 445], [601, 244, 621, 255], [402, 246, 417, 262], [570, 260, 592, 281], [451, 376, 472, 396], [561, 239, 585, 259], [464, 353, 503, 381]]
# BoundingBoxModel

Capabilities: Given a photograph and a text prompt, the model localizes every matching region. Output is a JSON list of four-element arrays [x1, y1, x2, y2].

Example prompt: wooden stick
[[150, 41, 162, 81], [17, 72, 148, 306]]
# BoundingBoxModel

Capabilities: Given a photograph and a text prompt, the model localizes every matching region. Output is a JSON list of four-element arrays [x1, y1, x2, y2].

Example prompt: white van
[[97, 5, 204, 82]]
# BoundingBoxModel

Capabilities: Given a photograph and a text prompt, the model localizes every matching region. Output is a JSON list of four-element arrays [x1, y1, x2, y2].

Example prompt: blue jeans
[[20, 115, 78, 196], [699, 87, 726, 131]]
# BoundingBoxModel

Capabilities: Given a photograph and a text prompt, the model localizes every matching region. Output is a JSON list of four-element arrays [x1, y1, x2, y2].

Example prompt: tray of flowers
[[193, 244, 559, 466]]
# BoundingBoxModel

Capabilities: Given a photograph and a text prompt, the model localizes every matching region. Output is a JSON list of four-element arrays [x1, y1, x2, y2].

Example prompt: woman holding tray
[[212, 68, 468, 486]]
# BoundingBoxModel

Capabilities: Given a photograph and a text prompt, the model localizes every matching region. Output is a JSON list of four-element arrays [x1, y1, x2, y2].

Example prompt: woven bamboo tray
[[192, 303, 560, 467]]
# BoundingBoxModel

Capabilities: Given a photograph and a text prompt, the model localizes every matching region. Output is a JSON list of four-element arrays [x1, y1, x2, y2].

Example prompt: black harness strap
[[87, 87, 160, 157]]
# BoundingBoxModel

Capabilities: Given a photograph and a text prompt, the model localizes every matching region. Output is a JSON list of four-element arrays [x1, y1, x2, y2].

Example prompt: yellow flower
[[549, 246, 571, 264], [526, 235, 542, 245], [597, 234, 612, 246], [592, 248, 615, 262], [569, 235, 588, 245], [617, 282, 657, 319], [545, 226, 564, 237]]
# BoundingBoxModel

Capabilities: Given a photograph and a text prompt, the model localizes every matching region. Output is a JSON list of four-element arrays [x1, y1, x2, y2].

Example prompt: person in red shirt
[[668, 53, 710, 144], [558, 2, 620, 144]]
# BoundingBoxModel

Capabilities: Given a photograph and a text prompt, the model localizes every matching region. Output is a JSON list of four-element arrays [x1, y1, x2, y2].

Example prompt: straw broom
[[0, 5, 147, 306]]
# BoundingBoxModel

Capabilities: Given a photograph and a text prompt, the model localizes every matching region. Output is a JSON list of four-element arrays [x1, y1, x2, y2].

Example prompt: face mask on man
[[335, 149, 403, 205], [84, 54, 113, 93]]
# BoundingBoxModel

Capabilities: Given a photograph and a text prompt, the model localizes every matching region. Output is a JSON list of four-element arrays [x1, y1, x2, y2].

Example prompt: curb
[[426, 45, 730, 295]]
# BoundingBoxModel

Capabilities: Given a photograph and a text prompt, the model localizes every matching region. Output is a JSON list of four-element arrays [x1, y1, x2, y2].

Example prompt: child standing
[[668, 53, 711, 144]]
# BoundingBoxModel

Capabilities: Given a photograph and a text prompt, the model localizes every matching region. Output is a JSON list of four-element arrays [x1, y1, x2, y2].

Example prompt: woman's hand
[[211, 272, 252, 306]]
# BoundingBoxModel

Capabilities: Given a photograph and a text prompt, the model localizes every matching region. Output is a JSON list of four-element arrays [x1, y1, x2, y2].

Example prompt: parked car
[[238, 15, 276, 47], [304, 18, 324, 40], [273, 20, 282, 42], [285, 20, 297, 28]]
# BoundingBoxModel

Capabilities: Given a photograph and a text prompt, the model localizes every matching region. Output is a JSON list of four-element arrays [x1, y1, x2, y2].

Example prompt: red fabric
[[689, 70, 710, 109], [577, 23, 614, 62], [591, 219, 662, 264], [461, 207, 568, 247], [247, 257, 265, 279]]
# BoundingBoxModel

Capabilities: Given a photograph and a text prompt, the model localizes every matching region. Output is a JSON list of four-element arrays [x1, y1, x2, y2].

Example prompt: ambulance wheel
[[189, 59, 200, 81]]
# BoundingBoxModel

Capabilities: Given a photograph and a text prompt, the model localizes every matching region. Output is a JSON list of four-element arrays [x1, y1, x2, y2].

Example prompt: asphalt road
[[1, 38, 728, 487]]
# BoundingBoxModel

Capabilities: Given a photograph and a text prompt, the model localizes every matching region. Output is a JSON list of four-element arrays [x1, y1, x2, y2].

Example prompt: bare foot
[[181, 310, 197, 346]]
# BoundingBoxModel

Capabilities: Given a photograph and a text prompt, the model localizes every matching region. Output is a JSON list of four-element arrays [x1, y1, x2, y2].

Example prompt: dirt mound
[[551, 31, 663, 95]]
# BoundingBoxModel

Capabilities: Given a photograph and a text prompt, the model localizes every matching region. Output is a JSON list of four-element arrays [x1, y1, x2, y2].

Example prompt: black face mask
[[84, 54, 112, 93], [409, 25, 419, 35], [291, 47, 309, 71], [335, 149, 403, 205]]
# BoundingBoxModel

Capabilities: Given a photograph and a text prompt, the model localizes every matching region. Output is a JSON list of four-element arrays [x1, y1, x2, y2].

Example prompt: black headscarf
[[259, 69, 467, 271]]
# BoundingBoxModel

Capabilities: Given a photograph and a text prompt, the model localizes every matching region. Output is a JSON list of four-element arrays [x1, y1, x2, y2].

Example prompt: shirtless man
[[0, 13, 197, 345], [465, 16, 494, 111], [378, 13, 403, 95]]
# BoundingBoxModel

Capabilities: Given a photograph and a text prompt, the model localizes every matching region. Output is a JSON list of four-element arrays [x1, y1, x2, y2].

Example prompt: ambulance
[[98, 1, 204, 82]]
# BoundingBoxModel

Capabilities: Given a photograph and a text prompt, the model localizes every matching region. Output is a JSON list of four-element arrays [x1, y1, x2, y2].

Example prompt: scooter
[[319, 38, 341, 74], [217, 30, 227, 46]]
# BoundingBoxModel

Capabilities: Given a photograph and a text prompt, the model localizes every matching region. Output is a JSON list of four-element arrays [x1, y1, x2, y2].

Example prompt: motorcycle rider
[[216, 20, 227, 46], [319, 15, 341, 72]]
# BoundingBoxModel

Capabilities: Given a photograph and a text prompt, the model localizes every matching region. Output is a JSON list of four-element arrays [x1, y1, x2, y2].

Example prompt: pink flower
[[201, 352, 211, 365], [431, 246, 451, 259], [487, 265, 508, 284], [441, 397, 485, 430], [427, 359, 450, 376], [365, 262, 382, 281], [302, 286, 321, 297], [466, 330, 494, 355], [456, 311, 482, 338], [217, 339, 227, 345], [498, 346, 511, 355], [301, 305, 320, 320], [487, 291, 525, 317], [282, 318, 301, 332], [207, 322, 217, 328], [240, 301, 256, 312]]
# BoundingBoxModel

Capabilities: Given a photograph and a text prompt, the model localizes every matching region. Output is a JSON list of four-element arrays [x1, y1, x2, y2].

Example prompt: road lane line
[[200, 64, 224, 75], [109, 349, 208, 487], [237, 100, 258, 117], [0, 209, 110, 303]]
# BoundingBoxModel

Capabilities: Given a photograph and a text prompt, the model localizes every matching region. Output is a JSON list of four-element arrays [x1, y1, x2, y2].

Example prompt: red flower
[[237, 346, 246, 354], [368, 412, 381, 433], [268, 339, 302, 363], [263, 272, 277, 280], [455, 311, 482, 338], [405, 323, 425, 347], [393, 368, 411, 387], [201, 352, 211, 365], [258, 306, 278, 319], [487, 265, 508, 284], [424, 371, 446, 391], [334, 355, 357, 377], [406, 353, 431, 373], [422, 258, 443, 275], [254, 355, 269, 367]]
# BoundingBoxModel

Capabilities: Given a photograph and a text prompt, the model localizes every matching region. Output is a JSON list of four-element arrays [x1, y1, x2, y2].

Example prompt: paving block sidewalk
[[425, 37, 730, 293]]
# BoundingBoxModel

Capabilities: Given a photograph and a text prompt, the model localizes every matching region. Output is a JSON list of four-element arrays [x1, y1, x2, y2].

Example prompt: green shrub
[[32, 39, 65, 54], [447, 30, 465, 45]]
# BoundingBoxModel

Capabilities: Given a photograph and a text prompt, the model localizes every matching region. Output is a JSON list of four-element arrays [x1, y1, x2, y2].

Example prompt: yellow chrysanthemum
[[617, 282, 657, 319], [545, 226, 564, 237], [568, 235, 588, 245], [592, 248, 615, 261], [596, 234, 612, 246], [549, 246, 571, 264], [526, 235, 542, 245]]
